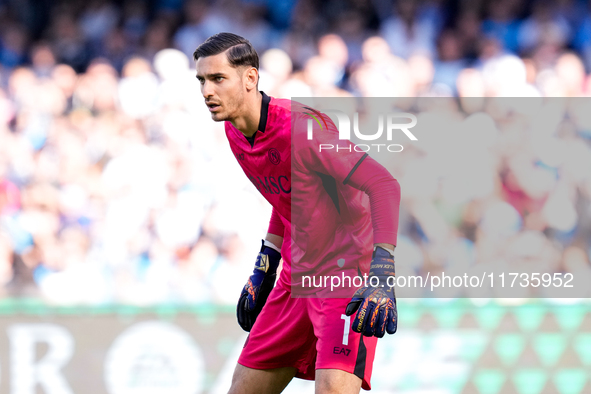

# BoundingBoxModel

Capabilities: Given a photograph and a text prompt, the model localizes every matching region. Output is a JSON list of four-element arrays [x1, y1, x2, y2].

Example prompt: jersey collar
[[257, 91, 271, 133]]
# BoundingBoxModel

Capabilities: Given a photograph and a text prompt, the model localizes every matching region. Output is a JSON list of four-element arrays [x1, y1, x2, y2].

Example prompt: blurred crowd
[[1, 0, 591, 304]]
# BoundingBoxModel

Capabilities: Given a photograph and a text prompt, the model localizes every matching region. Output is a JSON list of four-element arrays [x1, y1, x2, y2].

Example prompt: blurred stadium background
[[1, 0, 591, 393]]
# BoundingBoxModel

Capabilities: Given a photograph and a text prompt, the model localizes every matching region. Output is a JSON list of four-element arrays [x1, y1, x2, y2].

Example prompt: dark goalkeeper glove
[[237, 240, 281, 332], [345, 246, 397, 338]]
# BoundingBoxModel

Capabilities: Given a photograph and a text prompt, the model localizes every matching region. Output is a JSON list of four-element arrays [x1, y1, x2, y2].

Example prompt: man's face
[[195, 52, 246, 122]]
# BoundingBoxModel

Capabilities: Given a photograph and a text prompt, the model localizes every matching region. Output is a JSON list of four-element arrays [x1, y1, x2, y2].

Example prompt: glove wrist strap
[[370, 246, 395, 284], [374, 245, 395, 256], [255, 240, 281, 275], [263, 239, 281, 253]]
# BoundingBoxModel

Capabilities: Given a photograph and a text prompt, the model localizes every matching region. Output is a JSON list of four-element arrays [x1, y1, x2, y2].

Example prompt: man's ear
[[244, 67, 259, 91]]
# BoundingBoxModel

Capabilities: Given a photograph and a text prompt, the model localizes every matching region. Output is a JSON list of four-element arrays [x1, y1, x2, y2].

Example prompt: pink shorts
[[238, 284, 378, 390]]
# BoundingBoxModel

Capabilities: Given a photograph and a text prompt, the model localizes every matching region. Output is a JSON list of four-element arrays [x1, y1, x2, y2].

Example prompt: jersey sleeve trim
[[343, 153, 369, 185]]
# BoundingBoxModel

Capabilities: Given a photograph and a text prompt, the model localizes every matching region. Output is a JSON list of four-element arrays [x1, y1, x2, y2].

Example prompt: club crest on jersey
[[268, 148, 281, 165]]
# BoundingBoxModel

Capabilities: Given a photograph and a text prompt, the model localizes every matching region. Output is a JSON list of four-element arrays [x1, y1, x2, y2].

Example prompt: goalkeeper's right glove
[[345, 246, 397, 337], [236, 240, 281, 332]]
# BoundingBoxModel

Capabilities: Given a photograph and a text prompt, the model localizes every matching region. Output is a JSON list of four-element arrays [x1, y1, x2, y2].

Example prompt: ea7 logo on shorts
[[333, 347, 351, 356]]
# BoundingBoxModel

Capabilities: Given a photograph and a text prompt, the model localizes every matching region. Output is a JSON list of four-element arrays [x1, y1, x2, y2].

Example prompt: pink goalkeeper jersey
[[225, 92, 394, 295]]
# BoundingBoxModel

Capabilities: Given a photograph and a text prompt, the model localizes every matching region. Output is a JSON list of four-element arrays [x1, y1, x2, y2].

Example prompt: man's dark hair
[[193, 32, 259, 70]]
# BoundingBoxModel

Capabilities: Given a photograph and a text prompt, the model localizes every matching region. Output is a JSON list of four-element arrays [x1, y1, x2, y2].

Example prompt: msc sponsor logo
[[248, 175, 291, 194]]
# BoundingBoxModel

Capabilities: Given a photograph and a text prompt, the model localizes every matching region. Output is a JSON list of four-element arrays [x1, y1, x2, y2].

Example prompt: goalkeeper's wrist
[[255, 240, 281, 275], [370, 246, 395, 280], [374, 244, 395, 256], [263, 239, 281, 253]]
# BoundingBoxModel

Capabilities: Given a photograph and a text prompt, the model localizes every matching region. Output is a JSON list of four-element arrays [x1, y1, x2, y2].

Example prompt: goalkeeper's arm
[[343, 155, 401, 337], [236, 207, 284, 332]]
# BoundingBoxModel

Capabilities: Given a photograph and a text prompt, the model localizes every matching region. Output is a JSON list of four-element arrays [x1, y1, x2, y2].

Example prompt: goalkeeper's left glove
[[236, 240, 281, 332], [345, 246, 397, 337]]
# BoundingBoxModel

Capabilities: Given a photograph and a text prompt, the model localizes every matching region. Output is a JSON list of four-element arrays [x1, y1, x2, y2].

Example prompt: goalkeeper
[[195, 33, 400, 394]]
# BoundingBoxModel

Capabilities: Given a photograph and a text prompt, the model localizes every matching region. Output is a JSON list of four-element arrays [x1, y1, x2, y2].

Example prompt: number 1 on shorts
[[340, 314, 350, 345]]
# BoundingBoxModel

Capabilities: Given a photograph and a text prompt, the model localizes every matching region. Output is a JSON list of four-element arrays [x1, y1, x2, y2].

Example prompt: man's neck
[[230, 91, 263, 138]]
